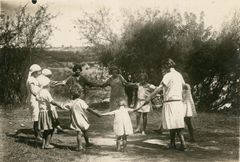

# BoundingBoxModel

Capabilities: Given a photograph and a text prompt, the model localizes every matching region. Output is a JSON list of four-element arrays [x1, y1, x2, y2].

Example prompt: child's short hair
[[70, 86, 83, 99], [119, 100, 127, 106], [72, 64, 82, 72]]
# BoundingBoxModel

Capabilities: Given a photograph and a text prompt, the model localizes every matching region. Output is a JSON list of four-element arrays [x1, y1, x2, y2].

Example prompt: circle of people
[[26, 58, 197, 152]]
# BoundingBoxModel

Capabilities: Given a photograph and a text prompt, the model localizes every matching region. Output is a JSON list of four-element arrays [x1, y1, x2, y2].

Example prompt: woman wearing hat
[[26, 64, 42, 140], [100, 66, 134, 111]]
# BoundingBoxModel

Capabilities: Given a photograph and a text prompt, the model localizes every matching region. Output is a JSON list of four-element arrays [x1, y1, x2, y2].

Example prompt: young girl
[[63, 88, 101, 151], [101, 100, 142, 152], [36, 76, 63, 149], [182, 83, 197, 142], [39, 68, 64, 133], [134, 73, 156, 135]]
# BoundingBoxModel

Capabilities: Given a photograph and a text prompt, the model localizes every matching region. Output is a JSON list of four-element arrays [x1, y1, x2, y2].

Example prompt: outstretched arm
[[101, 111, 115, 116], [51, 100, 65, 110], [87, 108, 101, 117]]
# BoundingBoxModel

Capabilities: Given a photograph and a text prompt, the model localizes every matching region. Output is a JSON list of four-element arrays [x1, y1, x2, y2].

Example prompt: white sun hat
[[37, 75, 51, 88], [42, 69, 52, 76], [29, 64, 41, 73]]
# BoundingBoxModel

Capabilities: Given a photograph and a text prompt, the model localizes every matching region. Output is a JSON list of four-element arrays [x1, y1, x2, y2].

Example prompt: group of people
[[26, 58, 197, 152]]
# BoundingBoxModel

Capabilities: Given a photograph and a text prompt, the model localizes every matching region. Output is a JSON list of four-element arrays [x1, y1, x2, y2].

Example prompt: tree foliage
[[0, 4, 56, 104], [77, 9, 239, 112]]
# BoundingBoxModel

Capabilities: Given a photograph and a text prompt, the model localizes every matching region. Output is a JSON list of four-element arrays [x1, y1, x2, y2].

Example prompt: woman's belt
[[164, 99, 182, 103]]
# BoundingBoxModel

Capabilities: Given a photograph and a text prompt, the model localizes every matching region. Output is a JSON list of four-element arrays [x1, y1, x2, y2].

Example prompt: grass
[[0, 89, 239, 162]]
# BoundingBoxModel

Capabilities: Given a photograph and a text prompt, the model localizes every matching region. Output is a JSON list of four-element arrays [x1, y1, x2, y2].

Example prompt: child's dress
[[136, 83, 156, 113], [182, 84, 197, 117], [113, 106, 133, 136], [65, 98, 90, 132], [37, 89, 54, 130]]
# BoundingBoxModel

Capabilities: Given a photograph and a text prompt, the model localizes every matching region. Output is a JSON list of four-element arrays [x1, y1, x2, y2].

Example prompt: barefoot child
[[36, 76, 63, 149], [101, 100, 143, 152], [63, 89, 101, 151], [182, 83, 197, 142], [134, 72, 156, 135]]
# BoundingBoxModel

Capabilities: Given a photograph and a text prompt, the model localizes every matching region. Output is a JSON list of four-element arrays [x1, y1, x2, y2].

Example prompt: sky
[[1, 0, 240, 47]]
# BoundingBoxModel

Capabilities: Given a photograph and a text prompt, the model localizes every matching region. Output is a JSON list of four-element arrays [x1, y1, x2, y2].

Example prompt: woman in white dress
[[26, 64, 42, 140]]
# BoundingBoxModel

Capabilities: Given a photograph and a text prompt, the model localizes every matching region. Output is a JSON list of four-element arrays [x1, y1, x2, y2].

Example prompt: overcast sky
[[1, 0, 240, 47]]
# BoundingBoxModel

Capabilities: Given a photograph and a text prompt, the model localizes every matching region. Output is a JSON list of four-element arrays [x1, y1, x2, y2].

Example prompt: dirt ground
[[0, 96, 239, 162]]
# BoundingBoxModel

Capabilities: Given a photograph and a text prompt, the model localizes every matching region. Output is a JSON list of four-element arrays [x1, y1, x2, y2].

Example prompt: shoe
[[164, 143, 176, 150], [44, 144, 55, 149], [141, 131, 146, 135], [36, 136, 43, 141], [77, 146, 85, 152], [134, 129, 141, 133], [85, 143, 94, 148], [179, 145, 187, 151]]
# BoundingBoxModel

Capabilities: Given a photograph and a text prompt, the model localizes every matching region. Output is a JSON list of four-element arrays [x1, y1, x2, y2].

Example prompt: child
[[39, 68, 64, 133], [36, 76, 63, 149], [63, 88, 101, 151], [101, 100, 142, 152], [26, 64, 42, 140], [134, 72, 156, 135], [182, 83, 197, 142]]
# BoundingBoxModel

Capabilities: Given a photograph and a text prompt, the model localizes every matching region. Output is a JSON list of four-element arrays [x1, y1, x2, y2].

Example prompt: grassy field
[[0, 88, 239, 162]]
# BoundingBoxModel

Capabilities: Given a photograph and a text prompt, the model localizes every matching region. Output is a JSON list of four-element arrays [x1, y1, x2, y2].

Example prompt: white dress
[[113, 107, 133, 136], [26, 76, 40, 121], [65, 99, 90, 132], [182, 84, 197, 117], [136, 83, 155, 113], [161, 68, 185, 130]]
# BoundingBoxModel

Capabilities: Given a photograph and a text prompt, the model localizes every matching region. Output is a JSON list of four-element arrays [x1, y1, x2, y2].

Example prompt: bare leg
[[116, 136, 122, 151], [142, 113, 147, 134], [77, 131, 83, 151], [184, 117, 195, 142], [169, 129, 176, 149], [134, 112, 141, 133], [122, 135, 127, 152], [176, 128, 186, 151], [83, 130, 92, 147], [44, 130, 54, 149]]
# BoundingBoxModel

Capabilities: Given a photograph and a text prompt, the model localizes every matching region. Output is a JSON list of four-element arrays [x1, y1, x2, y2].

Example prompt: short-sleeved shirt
[[161, 68, 185, 101], [37, 89, 53, 111]]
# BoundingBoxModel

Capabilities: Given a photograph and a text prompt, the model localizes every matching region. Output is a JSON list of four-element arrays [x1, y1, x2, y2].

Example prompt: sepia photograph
[[0, 0, 239, 161]]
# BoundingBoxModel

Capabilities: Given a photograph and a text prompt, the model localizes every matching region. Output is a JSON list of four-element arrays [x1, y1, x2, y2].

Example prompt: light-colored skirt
[[113, 111, 133, 136], [38, 110, 53, 130], [137, 100, 151, 113], [30, 97, 39, 122], [70, 111, 89, 132], [162, 101, 185, 130], [183, 101, 197, 117]]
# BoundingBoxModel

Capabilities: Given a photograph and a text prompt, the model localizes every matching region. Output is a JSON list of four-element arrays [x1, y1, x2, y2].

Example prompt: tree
[[0, 4, 56, 104]]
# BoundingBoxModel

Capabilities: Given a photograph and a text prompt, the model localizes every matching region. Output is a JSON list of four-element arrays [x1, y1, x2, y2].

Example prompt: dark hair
[[139, 72, 148, 81], [109, 66, 119, 74], [165, 58, 176, 68], [72, 64, 82, 72]]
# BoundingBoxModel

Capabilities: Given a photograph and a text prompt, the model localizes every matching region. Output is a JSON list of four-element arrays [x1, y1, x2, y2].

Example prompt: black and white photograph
[[0, 0, 239, 161]]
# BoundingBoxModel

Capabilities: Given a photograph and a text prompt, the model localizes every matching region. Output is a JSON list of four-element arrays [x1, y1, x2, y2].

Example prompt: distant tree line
[[76, 9, 240, 113]]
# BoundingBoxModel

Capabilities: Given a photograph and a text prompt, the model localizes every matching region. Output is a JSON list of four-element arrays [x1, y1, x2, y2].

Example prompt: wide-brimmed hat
[[37, 75, 50, 88], [42, 69, 52, 76], [29, 64, 41, 73]]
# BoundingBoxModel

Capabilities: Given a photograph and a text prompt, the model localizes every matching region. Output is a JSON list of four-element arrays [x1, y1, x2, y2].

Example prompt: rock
[[9, 122, 13, 125], [20, 124, 25, 127]]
